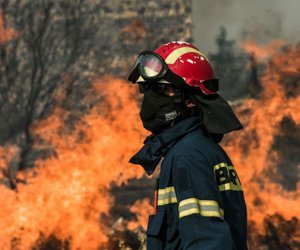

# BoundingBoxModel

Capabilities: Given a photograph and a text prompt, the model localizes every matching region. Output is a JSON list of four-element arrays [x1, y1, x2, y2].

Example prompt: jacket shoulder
[[172, 130, 219, 155]]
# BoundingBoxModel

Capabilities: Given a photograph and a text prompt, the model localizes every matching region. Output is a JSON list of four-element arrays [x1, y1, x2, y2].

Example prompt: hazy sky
[[192, 0, 300, 53]]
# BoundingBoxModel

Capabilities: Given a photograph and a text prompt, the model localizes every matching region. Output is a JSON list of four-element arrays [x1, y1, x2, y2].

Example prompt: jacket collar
[[129, 116, 203, 175]]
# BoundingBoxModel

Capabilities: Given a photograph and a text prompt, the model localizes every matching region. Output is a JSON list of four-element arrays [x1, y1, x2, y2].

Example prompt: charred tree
[[0, 0, 192, 190], [0, 1, 103, 188], [209, 26, 261, 100]]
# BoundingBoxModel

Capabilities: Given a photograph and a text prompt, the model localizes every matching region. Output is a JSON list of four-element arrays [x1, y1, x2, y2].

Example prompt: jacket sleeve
[[173, 154, 235, 250]]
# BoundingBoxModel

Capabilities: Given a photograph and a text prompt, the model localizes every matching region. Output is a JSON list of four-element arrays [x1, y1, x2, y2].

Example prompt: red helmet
[[155, 41, 217, 95], [128, 41, 218, 95]]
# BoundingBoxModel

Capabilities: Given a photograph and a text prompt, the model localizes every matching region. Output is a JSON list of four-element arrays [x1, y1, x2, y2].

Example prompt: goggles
[[128, 50, 219, 95], [128, 51, 171, 83]]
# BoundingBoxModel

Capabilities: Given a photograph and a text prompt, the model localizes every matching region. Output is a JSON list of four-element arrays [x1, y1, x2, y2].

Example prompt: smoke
[[192, 0, 300, 53]]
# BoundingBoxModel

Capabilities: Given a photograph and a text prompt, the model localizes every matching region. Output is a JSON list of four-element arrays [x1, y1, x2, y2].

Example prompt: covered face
[[128, 41, 243, 136], [139, 86, 180, 134]]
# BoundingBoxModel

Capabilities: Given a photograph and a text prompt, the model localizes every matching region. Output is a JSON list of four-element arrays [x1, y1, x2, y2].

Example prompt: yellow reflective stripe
[[178, 198, 224, 219], [213, 163, 243, 191], [158, 186, 175, 194], [165, 47, 207, 64], [219, 182, 242, 191], [157, 186, 177, 206], [213, 162, 228, 171]]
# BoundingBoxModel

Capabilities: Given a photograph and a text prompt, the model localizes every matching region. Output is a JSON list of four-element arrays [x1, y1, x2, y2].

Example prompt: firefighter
[[128, 41, 247, 250]]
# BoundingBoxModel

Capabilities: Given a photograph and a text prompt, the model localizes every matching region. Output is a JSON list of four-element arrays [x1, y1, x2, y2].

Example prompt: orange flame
[[0, 78, 146, 249], [128, 199, 152, 231], [225, 42, 300, 233], [0, 42, 299, 249], [243, 40, 286, 60], [0, 11, 18, 45]]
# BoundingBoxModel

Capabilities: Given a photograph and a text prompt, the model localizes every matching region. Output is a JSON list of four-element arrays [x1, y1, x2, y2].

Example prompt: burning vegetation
[[0, 43, 299, 249], [224, 41, 300, 250], [0, 1, 300, 250], [0, 78, 146, 249]]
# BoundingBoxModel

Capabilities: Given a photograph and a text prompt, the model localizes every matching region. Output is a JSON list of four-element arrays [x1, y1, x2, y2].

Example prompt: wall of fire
[[0, 0, 299, 250]]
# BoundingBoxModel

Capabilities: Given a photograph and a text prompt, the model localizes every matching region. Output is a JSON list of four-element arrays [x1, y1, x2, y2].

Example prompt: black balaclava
[[139, 87, 195, 134], [139, 89, 178, 134]]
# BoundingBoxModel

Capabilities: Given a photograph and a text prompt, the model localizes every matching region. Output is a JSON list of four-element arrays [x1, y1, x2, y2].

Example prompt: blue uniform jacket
[[130, 116, 247, 250]]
